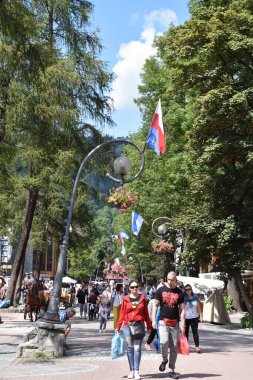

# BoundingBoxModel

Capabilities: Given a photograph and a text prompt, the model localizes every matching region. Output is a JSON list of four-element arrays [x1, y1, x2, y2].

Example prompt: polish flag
[[146, 99, 166, 156]]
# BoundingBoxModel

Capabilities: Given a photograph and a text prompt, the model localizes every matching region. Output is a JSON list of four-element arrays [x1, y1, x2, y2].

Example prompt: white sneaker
[[134, 371, 141, 379], [128, 372, 134, 379], [99, 329, 102, 333]]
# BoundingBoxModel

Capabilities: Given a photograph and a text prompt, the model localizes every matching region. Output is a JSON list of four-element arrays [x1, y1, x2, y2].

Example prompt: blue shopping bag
[[111, 331, 124, 359], [0, 299, 10, 309], [155, 306, 161, 352]]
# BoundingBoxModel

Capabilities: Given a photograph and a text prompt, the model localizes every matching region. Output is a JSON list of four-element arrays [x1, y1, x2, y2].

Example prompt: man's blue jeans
[[123, 326, 143, 371]]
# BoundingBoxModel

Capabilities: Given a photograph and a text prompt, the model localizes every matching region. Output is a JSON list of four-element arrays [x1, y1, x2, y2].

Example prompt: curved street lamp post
[[128, 254, 144, 283], [41, 139, 145, 323], [152, 217, 184, 273], [95, 259, 105, 281], [89, 240, 114, 283]]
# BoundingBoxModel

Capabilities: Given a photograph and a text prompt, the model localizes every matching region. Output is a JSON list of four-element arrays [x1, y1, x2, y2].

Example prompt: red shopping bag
[[178, 333, 190, 355]]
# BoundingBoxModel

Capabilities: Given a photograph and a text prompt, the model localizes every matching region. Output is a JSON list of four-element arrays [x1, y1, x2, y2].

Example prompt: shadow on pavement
[[140, 373, 221, 379]]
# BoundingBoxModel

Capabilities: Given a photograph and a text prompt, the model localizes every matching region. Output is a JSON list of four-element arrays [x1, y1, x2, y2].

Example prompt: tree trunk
[[235, 272, 253, 314], [14, 259, 24, 305], [33, 250, 43, 281], [227, 277, 243, 312], [6, 188, 38, 305], [0, 79, 9, 141]]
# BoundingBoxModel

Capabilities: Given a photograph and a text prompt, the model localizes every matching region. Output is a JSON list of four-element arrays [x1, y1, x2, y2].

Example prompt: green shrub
[[241, 313, 253, 329], [223, 293, 234, 312], [35, 352, 47, 359]]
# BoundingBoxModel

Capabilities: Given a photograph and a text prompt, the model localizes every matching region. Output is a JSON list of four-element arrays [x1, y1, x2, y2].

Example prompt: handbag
[[129, 322, 145, 339]]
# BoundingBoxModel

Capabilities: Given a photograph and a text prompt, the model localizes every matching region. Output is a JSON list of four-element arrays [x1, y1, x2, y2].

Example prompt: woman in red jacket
[[116, 280, 151, 380]]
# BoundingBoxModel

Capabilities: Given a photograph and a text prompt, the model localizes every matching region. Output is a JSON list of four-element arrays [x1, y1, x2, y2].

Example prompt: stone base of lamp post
[[17, 321, 67, 358]]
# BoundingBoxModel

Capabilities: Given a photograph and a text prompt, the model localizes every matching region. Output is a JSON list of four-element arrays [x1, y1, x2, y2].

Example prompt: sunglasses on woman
[[185, 288, 192, 291], [130, 286, 138, 289]]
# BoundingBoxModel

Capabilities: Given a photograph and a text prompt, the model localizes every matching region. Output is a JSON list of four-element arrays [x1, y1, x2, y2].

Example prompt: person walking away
[[112, 283, 123, 329], [145, 292, 158, 351], [69, 284, 76, 305], [101, 285, 112, 318], [116, 280, 151, 380], [98, 301, 108, 332], [184, 284, 203, 353], [88, 290, 97, 320], [20, 284, 26, 305], [138, 282, 148, 300], [76, 284, 88, 319], [123, 283, 129, 296], [152, 271, 185, 379], [157, 277, 165, 289]]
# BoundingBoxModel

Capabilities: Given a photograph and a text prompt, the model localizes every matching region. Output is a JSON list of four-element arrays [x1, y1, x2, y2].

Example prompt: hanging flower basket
[[151, 239, 175, 255], [126, 264, 136, 270], [104, 255, 115, 265], [108, 188, 140, 213]]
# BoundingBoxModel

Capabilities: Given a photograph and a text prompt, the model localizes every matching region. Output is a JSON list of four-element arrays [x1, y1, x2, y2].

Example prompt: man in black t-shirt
[[152, 272, 185, 379], [76, 284, 88, 319]]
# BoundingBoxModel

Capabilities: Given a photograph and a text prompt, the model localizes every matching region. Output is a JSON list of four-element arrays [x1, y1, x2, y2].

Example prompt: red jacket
[[116, 294, 151, 330]]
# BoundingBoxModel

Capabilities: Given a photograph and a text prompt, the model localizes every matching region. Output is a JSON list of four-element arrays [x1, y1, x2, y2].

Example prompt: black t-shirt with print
[[156, 285, 184, 320], [129, 295, 140, 310]]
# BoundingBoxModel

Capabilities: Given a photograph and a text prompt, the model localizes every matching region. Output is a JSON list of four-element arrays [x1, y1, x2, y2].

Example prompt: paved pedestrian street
[[0, 311, 252, 380]]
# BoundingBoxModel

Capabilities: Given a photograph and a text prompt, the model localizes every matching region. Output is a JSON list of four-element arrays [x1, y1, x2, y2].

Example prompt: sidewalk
[[0, 310, 252, 380]]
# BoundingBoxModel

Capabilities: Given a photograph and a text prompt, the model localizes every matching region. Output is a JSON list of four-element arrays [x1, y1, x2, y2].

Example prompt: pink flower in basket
[[108, 188, 140, 213], [151, 240, 175, 254]]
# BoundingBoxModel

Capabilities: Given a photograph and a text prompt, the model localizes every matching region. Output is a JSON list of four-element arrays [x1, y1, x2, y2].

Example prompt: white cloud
[[144, 8, 177, 29], [111, 9, 177, 110]]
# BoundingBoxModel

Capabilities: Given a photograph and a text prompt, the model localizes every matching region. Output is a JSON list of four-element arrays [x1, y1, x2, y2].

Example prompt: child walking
[[98, 302, 108, 332]]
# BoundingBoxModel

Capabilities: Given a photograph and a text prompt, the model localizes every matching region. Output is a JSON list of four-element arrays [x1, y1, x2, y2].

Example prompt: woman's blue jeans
[[123, 326, 143, 371]]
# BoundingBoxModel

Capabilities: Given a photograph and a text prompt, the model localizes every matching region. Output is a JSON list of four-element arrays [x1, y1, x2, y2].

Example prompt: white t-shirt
[[99, 306, 108, 320], [112, 291, 123, 307], [185, 296, 199, 319], [101, 290, 111, 304]]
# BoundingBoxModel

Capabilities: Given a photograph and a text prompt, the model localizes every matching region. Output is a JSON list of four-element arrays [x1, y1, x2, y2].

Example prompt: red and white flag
[[146, 99, 166, 156]]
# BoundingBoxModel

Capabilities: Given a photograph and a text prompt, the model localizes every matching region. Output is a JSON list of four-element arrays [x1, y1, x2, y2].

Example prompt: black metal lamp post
[[95, 259, 105, 281], [40, 139, 145, 323], [89, 239, 115, 283], [128, 254, 144, 283], [152, 217, 173, 240], [151, 217, 184, 273]]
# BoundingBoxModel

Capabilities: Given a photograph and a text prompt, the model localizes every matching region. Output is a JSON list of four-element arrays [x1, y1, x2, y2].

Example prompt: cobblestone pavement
[[0, 310, 252, 380]]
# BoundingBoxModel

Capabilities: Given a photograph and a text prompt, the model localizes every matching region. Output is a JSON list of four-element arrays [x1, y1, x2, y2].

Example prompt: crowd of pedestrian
[[0, 271, 204, 379]]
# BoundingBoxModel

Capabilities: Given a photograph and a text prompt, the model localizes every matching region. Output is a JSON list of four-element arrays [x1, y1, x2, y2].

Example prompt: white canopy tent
[[62, 276, 77, 284], [177, 275, 224, 295], [177, 275, 230, 324]]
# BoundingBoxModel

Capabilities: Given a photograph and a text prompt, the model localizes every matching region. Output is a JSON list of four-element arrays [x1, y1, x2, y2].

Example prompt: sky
[[92, 0, 190, 137]]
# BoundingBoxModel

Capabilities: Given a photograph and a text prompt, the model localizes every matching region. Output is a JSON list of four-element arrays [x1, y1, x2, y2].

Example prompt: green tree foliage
[[109, 56, 195, 281], [108, 1, 253, 308], [0, 1, 114, 303], [67, 205, 119, 282], [157, 0, 253, 279]]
